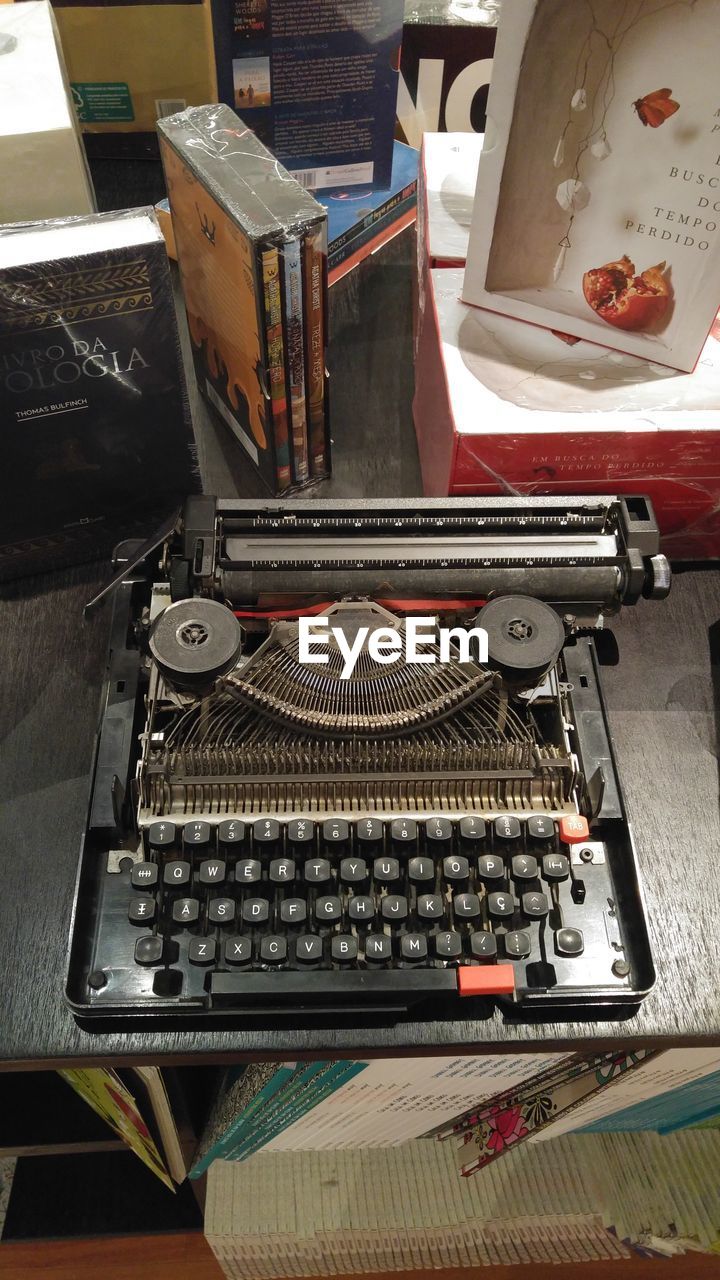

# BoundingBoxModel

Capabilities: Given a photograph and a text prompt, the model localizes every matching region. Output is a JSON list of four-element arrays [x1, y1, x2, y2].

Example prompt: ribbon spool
[[478, 596, 566, 686], [148, 599, 243, 690]]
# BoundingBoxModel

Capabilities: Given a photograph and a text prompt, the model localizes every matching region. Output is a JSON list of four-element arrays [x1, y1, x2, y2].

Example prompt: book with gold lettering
[[0, 208, 197, 580], [463, 0, 720, 372]]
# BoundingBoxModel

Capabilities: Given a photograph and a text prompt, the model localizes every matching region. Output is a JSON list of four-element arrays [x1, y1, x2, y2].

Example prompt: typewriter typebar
[[66, 495, 670, 1023]]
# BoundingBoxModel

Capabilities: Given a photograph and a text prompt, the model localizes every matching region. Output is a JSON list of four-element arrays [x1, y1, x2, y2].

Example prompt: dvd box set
[[158, 103, 330, 494]]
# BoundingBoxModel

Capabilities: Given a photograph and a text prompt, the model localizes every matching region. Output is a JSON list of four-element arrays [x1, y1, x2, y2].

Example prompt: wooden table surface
[[2, 225, 719, 1069]]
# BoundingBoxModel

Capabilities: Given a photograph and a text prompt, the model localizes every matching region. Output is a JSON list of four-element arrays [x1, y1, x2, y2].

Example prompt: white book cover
[[433, 266, 720, 432], [422, 132, 484, 264], [463, 0, 720, 371]]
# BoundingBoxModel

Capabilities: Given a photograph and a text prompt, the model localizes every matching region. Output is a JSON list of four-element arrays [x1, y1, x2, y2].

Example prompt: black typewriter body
[[66, 495, 670, 1025]]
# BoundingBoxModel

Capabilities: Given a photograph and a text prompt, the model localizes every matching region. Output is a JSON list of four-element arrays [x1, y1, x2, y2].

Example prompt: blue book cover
[[580, 1067, 720, 1136], [281, 236, 309, 483], [210, 0, 404, 192], [320, 141, 419, 268], [224, 1061, 338, 1163]]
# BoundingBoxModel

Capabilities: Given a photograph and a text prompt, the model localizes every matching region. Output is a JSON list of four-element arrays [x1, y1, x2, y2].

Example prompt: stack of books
[[158, 104, 330, 494], [192, 1047, 720, 1186], [189, 1053, 568, 1176], [204, 1132, 720, 1275]]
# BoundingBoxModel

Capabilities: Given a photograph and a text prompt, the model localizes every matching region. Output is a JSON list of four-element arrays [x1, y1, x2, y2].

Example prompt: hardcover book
[[209, 0, 404, 191], [260, 246, 291, 489], [0, 209, 197, 580], [463, 0, 720, 371], [282, 237, 309, 483], [413, 267, 720, 557], [158, 104, 329, 493]]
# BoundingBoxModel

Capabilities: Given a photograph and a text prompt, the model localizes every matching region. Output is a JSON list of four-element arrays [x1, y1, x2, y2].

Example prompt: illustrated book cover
[[463, 0, 720, 371], [0, 208, 197, 580]]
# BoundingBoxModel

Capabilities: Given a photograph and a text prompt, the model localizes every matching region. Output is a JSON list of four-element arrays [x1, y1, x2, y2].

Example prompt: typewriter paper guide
[[462, 0, 720, 372]]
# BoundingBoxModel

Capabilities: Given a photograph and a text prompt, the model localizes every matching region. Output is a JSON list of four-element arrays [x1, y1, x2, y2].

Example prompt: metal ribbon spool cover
[[148, 599, 243, 690], [478, 595, 566, 686]]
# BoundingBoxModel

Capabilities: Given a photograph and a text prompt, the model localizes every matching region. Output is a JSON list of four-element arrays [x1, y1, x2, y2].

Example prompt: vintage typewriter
[[66, 495, 671, 1022]]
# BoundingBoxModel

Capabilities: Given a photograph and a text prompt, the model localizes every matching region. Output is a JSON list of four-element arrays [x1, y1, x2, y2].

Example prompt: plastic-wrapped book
[[0, 1, 95, 223]]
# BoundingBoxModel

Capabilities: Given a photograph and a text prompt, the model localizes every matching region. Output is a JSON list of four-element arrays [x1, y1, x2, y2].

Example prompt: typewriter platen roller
[[67, 495, 669, 1023]]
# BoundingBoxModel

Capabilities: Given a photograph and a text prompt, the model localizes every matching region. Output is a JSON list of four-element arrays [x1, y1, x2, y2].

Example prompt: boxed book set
[[414, 0, 720, 557], [158, 103, 330, 493]]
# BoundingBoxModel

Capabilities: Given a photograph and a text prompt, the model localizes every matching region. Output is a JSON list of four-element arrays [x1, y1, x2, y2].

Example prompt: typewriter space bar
[[209, 970, 461, 1008]]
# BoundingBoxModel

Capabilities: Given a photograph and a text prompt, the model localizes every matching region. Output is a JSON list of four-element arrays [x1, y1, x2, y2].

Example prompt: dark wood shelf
[[0, 1072, 116, 1154]]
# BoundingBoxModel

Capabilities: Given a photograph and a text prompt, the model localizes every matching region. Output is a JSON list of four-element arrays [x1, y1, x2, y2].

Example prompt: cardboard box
[[413, 268, 720, 558], [52, 0, 217, 155], [462, 0, 720, 372], [0, 0, 95, 222]]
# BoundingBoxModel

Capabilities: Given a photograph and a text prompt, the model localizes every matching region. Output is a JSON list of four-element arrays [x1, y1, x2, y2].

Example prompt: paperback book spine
[[240, 1061, 366, 1161], [432, 1051, 581, 1142], [329, 192, 417, 273], [455, 1050, 655, 1177], [329, 183, 418, 263], [281, 236, 309, 484], [261, 245, 291, 491], [303, 225, 329, 478], [189, 1064, 301, 1178]]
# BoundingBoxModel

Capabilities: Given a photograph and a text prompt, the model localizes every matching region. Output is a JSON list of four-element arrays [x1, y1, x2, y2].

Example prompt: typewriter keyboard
[[86, 811, 631, 1010]]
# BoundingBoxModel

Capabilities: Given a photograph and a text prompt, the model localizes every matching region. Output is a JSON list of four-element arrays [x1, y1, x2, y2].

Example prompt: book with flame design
[[158, 103, 329, 492], [0, 208, 197, 581]]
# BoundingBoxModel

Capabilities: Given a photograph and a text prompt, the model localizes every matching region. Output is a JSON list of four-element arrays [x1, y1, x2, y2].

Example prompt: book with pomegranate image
[[463, 0, 720, 372]]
